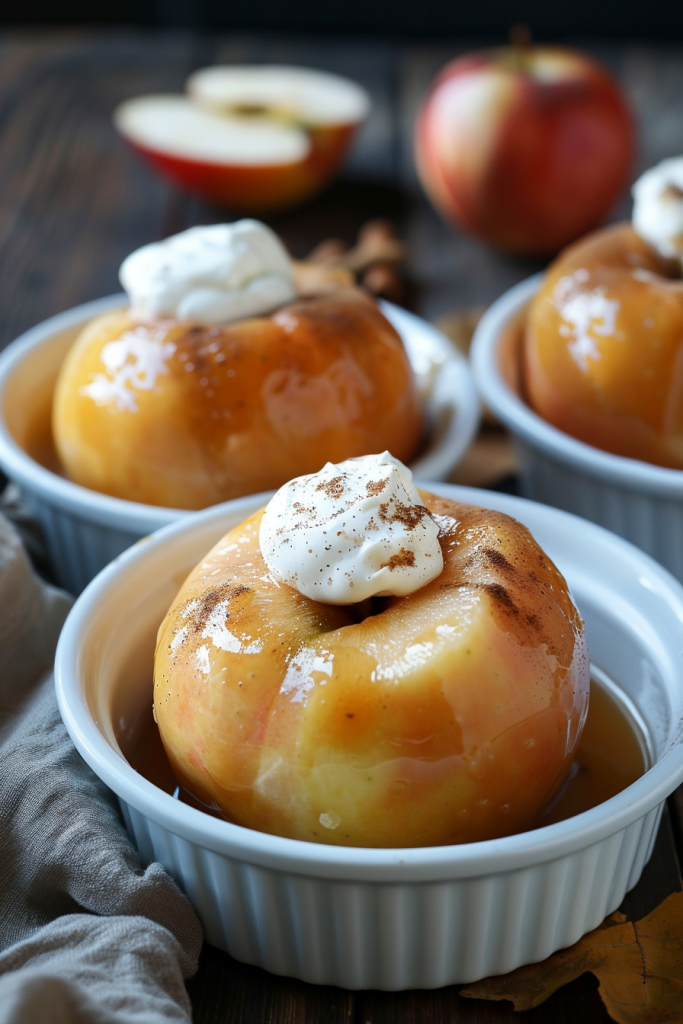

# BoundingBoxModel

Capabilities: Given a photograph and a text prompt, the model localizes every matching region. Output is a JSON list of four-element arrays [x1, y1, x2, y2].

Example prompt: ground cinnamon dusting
[[480, 581, 517, 613], [380, 548, 416, 570], [365, 479, 388, 496], [316, 475, 346, 500], [378, 501, 428, 530], [185, 582, 251, 635], [483, 547, 515, 574], [292, 501, 316, 517]]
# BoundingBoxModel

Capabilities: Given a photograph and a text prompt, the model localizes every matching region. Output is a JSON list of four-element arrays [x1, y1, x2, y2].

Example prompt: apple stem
[[508, 24, 532, 72], [509, 24, 532, 48]]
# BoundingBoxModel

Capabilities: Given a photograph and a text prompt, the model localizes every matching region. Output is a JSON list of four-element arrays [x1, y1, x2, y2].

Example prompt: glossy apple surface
[[415, 47, 635, 255], [153, 493, 589, 847], [115, 67, 369, 212], [52, 288, 422, 509], [525, 222, 683, 466]]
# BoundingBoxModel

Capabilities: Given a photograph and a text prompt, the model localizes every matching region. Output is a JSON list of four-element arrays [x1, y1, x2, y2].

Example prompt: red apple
[[114, 67, 369, 213], [414, 46, 635, 255]]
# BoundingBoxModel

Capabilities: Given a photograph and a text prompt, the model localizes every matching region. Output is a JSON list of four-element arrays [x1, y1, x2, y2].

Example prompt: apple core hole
[[229, 103, 273, 118], [346, 595, 392, 623]]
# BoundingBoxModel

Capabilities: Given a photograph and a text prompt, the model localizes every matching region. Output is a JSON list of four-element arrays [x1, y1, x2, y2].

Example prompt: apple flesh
[[115, 67, 370, 212], [153, 493, 589, 847], [414, 47, 635, 255]]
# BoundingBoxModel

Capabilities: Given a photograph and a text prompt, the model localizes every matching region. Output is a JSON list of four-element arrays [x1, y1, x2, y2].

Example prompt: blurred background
[[3, 0, 683, 38], [1, 1, 682, 362]]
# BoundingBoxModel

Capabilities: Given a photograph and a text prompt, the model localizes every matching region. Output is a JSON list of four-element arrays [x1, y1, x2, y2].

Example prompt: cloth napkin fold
[[0, 512, 203, 1022]]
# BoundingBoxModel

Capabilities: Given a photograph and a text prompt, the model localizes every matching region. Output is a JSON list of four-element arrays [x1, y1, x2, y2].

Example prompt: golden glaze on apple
[[153, 493, 589, 848], [525, 223, 683, 466], [52, 288, 422, 509]]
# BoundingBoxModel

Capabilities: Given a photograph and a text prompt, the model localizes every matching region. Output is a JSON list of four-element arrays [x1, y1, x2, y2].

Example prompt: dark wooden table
[[1, 28, 682, 1023]]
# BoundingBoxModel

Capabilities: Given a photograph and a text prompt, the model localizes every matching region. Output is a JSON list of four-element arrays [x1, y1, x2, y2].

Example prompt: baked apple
[[52, 222, 422, 509], [525, 222, 683, 467], [153, 453, 589, 847], [524, 157, 683, 465]]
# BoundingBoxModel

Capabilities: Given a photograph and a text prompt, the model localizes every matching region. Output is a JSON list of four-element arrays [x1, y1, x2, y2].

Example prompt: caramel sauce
[[536, 668, 647, 828], [125, 669, 648, 836], [18, 380, 64, 475]]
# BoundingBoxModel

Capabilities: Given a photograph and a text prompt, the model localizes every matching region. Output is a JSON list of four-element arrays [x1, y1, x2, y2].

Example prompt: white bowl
[[54, 483, 683, 990], [471, 274, 683, 582], [0, 296, 479, 594]]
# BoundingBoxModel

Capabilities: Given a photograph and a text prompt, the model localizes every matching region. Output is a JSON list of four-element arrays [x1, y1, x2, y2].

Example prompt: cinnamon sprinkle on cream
[[380, 548, 416, 570], [259, 452, 444, 604]]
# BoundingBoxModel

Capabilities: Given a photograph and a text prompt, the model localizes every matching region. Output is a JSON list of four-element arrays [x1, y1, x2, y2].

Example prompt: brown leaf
[[460, 892, 683, 1024]]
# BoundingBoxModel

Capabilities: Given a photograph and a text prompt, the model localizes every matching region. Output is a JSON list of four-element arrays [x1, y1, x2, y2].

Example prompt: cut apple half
[[115, 95, 310, 165], [114, 66, 370, 212], [186, 65, 371, 127]]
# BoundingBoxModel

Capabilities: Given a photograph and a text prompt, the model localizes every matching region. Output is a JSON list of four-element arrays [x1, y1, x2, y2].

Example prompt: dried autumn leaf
[[461, 891, 683, 1024]]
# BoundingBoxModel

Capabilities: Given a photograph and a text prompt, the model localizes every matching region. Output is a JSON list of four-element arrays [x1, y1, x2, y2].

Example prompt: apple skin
[[153, 493, 589, 848], [414, 47, 635, 256], [525, 222, 683, 466], [127, 122, 358, 212], [52, 288, 422, 509]]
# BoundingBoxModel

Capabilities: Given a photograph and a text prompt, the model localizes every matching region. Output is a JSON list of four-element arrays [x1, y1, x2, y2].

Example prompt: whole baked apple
[[53, 288, 421, 509], [525, 222, 683, 466], [154, 456, 589, 848], [414, 46, 635, 255]]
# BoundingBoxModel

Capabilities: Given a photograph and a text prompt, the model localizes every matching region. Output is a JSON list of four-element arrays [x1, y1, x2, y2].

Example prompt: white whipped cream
[[632, 157, 683, 264], [119, 220, 296, 324], [259, 452, 444, 604]]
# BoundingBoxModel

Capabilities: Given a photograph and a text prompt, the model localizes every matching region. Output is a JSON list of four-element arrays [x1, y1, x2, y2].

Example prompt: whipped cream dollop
[[259, 452, 444, 604], [632, 157, 683, 264], [119, 220, 296, 324]]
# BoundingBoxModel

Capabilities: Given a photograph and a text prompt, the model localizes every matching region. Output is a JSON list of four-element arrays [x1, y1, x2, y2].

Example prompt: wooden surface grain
[[1, 29, 682, 1022]]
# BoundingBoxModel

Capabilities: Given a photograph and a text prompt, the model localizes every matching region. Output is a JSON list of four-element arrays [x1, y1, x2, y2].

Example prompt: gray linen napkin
[[0, 512, 203, 1022]]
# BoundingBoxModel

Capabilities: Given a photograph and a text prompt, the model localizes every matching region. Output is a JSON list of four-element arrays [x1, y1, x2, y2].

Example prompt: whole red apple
[[414, 46, 635, 255]]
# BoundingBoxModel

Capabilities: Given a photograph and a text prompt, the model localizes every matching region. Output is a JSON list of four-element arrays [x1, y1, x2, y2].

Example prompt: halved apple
[[114, 66, 370, 212]]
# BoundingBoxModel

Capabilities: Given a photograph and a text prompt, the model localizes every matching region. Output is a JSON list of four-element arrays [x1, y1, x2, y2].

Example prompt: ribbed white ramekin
[[471, 275, 683, 582], [54, 484, 683, 990], [0, 296, 479, 594]]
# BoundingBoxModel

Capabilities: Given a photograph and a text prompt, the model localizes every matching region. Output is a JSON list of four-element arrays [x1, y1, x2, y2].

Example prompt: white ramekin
[[54, 484, 683, 990], [471, 274, 683, 583], [0, 296, 479, 595]]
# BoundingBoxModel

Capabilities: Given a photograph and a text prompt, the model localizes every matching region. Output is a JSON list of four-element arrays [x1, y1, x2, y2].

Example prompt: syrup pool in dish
[[124, 669, 647, 836]]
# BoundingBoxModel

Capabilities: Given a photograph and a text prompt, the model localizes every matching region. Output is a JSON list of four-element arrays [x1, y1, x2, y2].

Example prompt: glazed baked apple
[[153, 452, 589, 848], [52, 221, 422, 509], [525, 158, 683, 467]]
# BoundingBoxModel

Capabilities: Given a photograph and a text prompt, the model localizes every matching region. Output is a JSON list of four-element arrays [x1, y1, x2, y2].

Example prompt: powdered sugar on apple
[[259, 452, 444, 604], [552, 271, 619, 371], [80, 327, 176, 412]]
